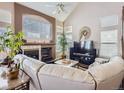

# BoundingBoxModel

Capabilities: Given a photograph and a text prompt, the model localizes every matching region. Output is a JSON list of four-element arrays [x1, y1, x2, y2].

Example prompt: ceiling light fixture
[[53, 2, 65, 15], [56, 3, 65, 14]]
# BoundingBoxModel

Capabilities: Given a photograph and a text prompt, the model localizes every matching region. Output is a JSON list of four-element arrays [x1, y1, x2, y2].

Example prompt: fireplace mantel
[[24, 43, 56, 46]]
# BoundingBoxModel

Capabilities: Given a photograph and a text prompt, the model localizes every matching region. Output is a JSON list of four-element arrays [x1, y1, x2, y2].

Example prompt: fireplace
[[21, 44, 55, 63]]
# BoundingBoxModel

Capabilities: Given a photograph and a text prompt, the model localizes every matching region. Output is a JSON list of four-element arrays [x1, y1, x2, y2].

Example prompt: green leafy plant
[[0, 26, 24, 68], [58, 31, 68, 58]]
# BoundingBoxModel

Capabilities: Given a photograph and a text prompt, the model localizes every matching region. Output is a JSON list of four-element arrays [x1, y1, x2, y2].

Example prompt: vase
[[61, 54, 66, 59]]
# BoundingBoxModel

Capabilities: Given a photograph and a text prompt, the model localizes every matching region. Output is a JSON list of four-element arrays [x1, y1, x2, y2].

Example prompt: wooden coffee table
[[77, 63, 89, 69], [0, 67, 30, 90], [75, 63, 89, 71], [55, 59, 78, 67]]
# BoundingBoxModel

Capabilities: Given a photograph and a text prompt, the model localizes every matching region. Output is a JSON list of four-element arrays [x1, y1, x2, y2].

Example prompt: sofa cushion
[[89, 57, 109, 68], [95, 57, 109, 64], [38, 64, 95, 89], [39, 64, 94, 83]]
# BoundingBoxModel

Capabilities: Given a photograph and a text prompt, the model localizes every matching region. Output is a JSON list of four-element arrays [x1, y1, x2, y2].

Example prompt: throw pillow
[[89, 57, 109, 68]]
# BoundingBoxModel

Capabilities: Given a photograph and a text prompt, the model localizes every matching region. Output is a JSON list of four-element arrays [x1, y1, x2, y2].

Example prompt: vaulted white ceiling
[[18, 2, 78, 22]]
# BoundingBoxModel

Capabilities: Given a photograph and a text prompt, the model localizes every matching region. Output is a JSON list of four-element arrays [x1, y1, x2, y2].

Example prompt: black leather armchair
[[70, 41, 96, 65]]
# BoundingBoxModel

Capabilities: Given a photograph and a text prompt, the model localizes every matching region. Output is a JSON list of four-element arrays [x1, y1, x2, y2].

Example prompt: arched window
[[23, 15, 52, 42]]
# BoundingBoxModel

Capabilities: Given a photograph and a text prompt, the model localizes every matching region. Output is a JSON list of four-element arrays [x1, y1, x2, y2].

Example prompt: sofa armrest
[[22, 56, 46, 89], [14, 54, 46, 89], [88, 57, 124, 89]]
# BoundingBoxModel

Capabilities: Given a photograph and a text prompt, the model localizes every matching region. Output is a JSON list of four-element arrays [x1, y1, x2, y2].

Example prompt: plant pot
[[61, 54, 66, 59], [7, 69, 19, 80]]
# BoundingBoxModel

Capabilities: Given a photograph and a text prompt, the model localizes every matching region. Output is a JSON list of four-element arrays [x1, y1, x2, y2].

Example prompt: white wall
[[65, 2, 124, 41], [64, 2, 124, 55]]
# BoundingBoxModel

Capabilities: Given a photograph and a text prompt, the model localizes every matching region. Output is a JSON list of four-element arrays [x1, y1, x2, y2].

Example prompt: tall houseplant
[[58, 31, 68, 59], [0, 26, 24, 68]]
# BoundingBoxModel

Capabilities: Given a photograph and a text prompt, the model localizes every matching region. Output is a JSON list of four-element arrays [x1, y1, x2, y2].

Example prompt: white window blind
[[99, 15, 119, 58], [100, 30, 118, 58]]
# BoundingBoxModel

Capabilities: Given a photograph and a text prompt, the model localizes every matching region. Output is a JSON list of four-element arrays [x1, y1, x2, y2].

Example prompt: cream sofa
[[14, 54, 124, 90]]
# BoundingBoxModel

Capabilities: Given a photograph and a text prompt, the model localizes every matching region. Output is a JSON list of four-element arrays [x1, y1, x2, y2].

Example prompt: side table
[[0, 68, 30, 90]]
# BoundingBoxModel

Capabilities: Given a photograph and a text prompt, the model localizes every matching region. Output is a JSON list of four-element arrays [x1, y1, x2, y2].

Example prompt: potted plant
[[0, 26, 24, 79], [58, 31, 68, 59]]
